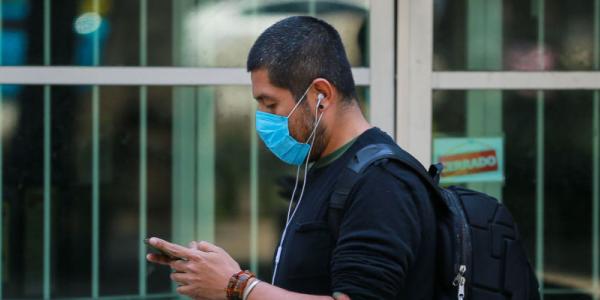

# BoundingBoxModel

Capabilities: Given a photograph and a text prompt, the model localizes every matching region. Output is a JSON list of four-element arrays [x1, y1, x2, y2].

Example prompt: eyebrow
[[254, 94, 272, 102]]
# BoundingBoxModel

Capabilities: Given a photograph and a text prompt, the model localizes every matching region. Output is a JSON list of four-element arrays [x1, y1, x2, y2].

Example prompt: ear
[[311, 78, 336, 110]]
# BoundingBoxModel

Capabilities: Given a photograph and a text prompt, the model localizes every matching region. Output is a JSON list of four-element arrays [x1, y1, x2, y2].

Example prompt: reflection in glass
[[434, 0, 599, 71], [0, 0, 369, 67]]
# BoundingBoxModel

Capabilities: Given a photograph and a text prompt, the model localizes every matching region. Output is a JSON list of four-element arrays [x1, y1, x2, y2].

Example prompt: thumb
[[195, 240, 220, 253]]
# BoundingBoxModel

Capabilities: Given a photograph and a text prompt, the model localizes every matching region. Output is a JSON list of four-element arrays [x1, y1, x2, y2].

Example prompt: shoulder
[[355, 158, 428, 195], [342, 158, 436, 218], [343, 139, 428, 192]]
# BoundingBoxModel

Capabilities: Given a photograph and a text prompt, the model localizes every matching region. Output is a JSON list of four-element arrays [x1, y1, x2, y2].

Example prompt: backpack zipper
[[452, 265, 467, 300], [445, 189, 471, 300]]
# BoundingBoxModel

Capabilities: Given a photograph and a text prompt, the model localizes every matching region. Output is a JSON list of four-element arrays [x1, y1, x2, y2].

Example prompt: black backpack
[[328, 143, 540, 300]]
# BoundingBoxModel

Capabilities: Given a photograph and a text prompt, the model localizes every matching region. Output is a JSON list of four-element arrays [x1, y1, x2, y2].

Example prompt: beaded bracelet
[[226, 270, 256, 300], [226, 271, 242, 299]]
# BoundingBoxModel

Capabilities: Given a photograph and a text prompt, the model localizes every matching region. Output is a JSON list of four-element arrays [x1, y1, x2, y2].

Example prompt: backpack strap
[[328, 143, 445, 241]]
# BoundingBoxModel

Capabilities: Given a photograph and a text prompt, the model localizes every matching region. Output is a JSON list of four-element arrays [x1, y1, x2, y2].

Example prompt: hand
[[146, 237, 241, 300], [145, 240, 197, 265]]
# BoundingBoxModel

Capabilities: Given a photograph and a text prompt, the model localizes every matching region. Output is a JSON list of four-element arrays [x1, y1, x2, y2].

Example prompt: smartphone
[[144, 238, 181, 260]]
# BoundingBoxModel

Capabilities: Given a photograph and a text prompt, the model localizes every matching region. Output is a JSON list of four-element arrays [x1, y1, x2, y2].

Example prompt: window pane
[[0, 84, 174, 297], [0, 0, 370, 67], [0, 83, 370, 297], [432, 89, 599, 297], [434, 0, 599, 71]]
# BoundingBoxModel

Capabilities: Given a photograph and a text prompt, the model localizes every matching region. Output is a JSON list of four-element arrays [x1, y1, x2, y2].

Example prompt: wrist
[[225, 270, 255, 300], [242, 278, 261, 300]]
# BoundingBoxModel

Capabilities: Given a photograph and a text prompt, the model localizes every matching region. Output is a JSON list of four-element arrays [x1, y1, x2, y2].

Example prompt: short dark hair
[[247, 16, 357, 102]]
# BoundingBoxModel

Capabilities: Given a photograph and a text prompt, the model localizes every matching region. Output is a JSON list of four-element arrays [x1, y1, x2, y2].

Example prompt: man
[[147, 16, 437, 299]]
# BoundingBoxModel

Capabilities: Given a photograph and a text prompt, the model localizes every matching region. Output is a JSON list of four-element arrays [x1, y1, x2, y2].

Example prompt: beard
[[291, 101, 328, 162], [308, 122, 327, 162]]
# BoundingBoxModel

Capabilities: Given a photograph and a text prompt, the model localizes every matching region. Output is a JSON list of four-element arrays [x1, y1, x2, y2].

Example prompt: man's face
[[251, 69, 328, 161], [251, 69, 316, 146]]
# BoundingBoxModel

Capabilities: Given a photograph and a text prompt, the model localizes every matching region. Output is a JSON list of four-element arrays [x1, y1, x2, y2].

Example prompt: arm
[[146, 238, 351, 300], [330, 165, 424, 299], [246, 279, 350, 300]]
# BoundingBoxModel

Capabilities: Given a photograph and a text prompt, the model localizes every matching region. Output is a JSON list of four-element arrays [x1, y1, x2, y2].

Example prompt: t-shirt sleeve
[[330, 164, 424, 299]]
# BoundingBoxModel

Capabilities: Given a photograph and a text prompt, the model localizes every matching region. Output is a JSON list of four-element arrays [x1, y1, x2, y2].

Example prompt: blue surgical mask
[[255, 85, 322, 166]]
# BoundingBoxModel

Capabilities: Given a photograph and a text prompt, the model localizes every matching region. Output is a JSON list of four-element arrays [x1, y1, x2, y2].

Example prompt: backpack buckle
[[428, 163, 444, 185]]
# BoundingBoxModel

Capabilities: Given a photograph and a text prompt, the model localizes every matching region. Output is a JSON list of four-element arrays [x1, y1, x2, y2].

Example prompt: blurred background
[[0, 0, 598, 299]]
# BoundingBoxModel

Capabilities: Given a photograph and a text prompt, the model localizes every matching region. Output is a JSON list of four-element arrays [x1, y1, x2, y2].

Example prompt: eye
[[262, 101, 276, 110]]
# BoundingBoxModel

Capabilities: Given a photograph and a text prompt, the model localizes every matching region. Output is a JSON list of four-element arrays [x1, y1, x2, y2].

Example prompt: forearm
[[246, 279, 336, 300]]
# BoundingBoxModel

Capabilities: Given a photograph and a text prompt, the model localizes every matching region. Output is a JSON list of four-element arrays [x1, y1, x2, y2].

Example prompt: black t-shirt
[[272, 127, 438, 299]]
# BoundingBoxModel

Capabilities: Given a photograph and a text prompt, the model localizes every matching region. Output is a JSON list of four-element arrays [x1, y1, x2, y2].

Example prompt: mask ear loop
[[287, 84, 313, 118]]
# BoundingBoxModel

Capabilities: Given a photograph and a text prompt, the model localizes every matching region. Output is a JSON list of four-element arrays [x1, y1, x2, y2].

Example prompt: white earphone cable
[[271, 97, 324, 284]]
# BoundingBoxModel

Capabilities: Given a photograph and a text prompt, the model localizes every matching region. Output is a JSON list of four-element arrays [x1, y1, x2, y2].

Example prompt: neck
[[320, 103, 372, 158]]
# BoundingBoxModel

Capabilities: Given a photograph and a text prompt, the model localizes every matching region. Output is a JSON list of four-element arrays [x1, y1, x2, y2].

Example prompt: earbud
[[317, 93, 325, 109]]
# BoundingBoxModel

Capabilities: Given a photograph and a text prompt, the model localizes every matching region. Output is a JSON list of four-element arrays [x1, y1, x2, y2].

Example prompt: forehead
[[250, 69, 271, 94], [250, 69, 291, 100]]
